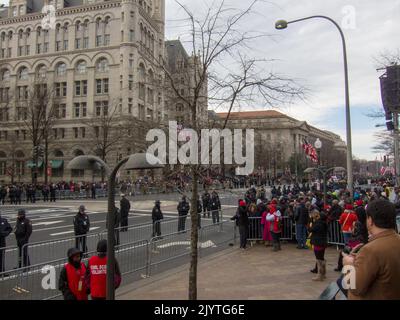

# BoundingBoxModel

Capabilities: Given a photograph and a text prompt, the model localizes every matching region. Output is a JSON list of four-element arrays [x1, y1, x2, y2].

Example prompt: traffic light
[[32, 145, 44, 159]]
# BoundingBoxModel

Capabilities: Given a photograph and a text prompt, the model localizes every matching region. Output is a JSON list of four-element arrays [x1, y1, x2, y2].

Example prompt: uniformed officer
[[14, 209, 32, 269], [0, 210, 12, 272], [73, 205, 90, 255]]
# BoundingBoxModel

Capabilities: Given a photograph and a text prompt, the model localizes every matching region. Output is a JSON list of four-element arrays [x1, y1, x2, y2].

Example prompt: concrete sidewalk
[[117, 243, 341, 300]]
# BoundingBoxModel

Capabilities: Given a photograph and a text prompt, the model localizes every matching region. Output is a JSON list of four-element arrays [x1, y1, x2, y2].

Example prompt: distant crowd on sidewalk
[[231, 183, 400, 300]]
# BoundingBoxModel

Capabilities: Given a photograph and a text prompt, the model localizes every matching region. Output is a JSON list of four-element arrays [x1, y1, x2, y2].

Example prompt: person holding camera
[[343, 199, 400, 300]]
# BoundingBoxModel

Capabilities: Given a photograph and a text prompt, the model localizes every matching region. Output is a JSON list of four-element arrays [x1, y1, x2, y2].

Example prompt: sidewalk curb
[[116, 247, 238, 298]]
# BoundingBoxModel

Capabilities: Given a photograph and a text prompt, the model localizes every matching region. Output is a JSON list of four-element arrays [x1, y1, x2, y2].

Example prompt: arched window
[[96, 58, 109, 72], [37, 26, 42, 37], [0, 32, 5, 42], [18, 29, 23, 40], [76, 60, 87, 74], [54, 150, 64, 157], [139, 63, 145, 80], [56, 62, 67, 76], [18, 67, 29, 80], [37, 65, 47, 79], [15, 150, 25, 158], [1, 69, 10, 81], [74, 149, 84, 157], [148, 69, 154, 83], [26, 28, 31, 38]]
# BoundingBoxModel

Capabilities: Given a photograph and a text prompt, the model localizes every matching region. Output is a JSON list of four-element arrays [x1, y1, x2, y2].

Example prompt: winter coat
[[152, 205, 163, 222], [309, 219, 328, 247], [73, 213, 90, 235], [210, 194, 221, 211], [339, 210, 358, 233], [14, 217, 32, 246], [177, 200, 190, 215], [120, 198, 131, 216], [294, 203, 309, 225], [328, 204, 343, 222], [348, 230, 400, 300]]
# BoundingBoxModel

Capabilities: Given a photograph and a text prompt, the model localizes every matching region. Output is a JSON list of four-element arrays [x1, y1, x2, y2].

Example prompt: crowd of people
[[230, 183, 400, 299]]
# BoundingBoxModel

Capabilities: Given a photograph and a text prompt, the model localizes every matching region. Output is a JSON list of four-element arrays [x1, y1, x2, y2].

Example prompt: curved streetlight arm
[[106, 157, 129, 300], [283, 15, 353, 199]]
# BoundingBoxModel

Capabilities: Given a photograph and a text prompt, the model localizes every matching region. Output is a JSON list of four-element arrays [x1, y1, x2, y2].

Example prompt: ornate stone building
[[0, 0, 170, 183], [215, 110, 347, 179]]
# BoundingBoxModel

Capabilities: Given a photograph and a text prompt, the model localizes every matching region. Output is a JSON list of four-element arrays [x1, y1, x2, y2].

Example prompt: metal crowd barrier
[[0, 218, 235, 300], [327, 220, 345, 246], [245, 216, 294, 242]]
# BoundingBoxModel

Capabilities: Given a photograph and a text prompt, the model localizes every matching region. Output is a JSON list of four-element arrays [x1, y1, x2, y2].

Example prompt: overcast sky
[[1, 0, 399, 160]]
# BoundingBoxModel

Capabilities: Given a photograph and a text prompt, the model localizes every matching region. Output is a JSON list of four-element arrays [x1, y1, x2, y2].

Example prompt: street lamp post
[[305, 167, 346, 205], [68, 153, 163, 300], [275, 16, 354, 199]]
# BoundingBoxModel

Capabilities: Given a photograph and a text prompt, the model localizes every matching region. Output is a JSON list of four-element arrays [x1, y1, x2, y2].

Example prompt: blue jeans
[[296, 224, 307, 248], [343, 232, 352, 245]]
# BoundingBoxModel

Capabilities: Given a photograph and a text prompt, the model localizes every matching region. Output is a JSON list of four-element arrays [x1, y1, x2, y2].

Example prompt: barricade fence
[[0, 217, 233, 300], [0, 210, 225, 274], [235, 217, 346, 246]]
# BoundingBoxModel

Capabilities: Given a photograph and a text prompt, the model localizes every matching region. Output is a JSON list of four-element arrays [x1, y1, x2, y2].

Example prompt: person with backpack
[[85, 240, 121, 300]]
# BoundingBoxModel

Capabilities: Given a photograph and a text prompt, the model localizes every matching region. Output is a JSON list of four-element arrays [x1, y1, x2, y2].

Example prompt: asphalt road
[[0, 190, 241, 300]]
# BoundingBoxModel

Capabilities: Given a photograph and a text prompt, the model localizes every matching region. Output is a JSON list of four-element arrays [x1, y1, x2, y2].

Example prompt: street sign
[[47, 166, 52, 177]]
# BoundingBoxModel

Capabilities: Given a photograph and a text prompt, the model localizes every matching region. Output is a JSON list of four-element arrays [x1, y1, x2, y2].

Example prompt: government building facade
[[0, 0, 172, 183]]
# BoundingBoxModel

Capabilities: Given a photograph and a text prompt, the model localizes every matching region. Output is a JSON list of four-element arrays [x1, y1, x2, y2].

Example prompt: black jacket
[[329, 204, 343, 222], [73, 213, 90, 235], [202, 193, 211, 210], [210, 194, 221, 211], [177, 200, 190, 215], [231, 206, 249, 227], [152, 205, 163, 222], [355, 206, 369, 244], [0, 217, 12, 244], [309, 219, 328, 247], [294, 204, 309, 225], [14, 217, 32, 246], [120, 198, 131, 215]]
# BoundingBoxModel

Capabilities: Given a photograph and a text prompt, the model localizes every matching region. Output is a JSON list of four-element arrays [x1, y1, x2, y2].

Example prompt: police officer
[[210, 191, 221, 224], [152, 200, 163, 239], [107, 207, 121, 246], [0, 186, 7, 205], [73, 205, 90, 255], [120, 194, 131, 232], [85, 240, 121, 300], [0, 210, 12, 272], [14, 209, 32, 269], [202, 191, 211, 218], [177, 196, 190, 233]]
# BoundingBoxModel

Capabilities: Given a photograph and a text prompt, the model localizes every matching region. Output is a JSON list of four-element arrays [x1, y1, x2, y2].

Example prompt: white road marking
[[50, 227, 100, 236], [32, 220, 64, 227]]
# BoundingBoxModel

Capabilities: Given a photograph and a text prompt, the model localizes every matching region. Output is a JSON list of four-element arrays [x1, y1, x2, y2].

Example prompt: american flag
[[302, 139, 318, 163]]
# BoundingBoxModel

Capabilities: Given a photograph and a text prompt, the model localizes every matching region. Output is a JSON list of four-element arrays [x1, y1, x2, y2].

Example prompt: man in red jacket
[[85, 240, 121, 300], [58, 248, 88, 300]]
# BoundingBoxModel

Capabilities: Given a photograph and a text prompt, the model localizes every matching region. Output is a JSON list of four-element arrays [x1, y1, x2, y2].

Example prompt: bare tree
[[146, 0, 305, 299], [84, 100, 128, 182], [15, 82, 57, 184]]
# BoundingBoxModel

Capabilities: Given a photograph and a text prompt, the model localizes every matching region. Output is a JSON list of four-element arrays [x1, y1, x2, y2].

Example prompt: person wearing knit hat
[[231, 200, 249, 250]]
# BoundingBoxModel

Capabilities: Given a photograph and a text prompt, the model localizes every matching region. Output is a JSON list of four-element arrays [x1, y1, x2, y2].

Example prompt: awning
[[27, 160, 44, 168], [50, 160, 64, 169]]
